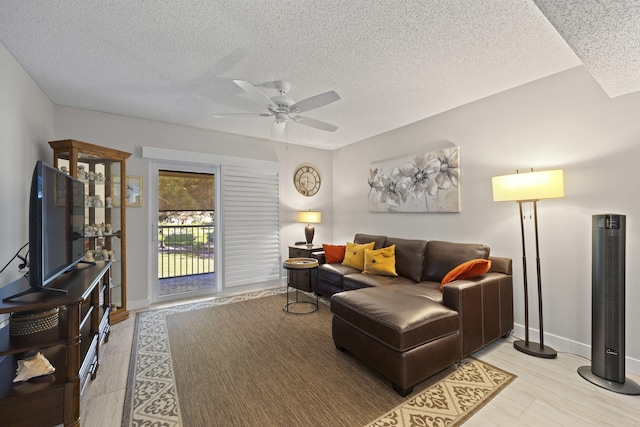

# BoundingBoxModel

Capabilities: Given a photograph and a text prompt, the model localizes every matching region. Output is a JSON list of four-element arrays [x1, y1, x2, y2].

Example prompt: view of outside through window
[[158, 171, 215, 295]]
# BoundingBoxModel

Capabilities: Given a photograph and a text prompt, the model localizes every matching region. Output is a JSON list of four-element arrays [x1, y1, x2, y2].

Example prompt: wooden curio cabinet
[[49, 139, 132, 324]]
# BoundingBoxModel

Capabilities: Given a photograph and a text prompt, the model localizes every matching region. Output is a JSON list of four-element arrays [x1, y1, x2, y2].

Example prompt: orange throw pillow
[[323, 244, 346, 264], [440, 259, 491, 291]]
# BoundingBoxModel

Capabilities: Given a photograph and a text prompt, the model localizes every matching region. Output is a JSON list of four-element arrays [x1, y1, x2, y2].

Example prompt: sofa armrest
[[442, 259, 513, 356], [489, 256, 512, 275], [311, 251, 326, 264]]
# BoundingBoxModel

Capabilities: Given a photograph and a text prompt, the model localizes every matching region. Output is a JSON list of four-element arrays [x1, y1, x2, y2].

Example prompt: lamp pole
[[513, 199, 557, 358], [518, 201, 530, 345]]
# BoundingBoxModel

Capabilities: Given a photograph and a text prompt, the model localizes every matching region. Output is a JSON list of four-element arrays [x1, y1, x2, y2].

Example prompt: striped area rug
[[122, 288, 287, 426], [122, 288, 515, 426]]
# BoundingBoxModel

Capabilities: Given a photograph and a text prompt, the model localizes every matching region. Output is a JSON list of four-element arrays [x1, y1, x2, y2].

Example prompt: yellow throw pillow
[[363, 245, 398, 277], [342, 241, 375, 270]]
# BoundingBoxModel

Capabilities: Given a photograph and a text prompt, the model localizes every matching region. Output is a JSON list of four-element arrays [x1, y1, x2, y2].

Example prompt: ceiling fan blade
[[233, 79, 278, 111], [290, 91, 340, 114], [213, 112, 273, 118], [294, 116, 338, 132], [271, 121, 287, 139]]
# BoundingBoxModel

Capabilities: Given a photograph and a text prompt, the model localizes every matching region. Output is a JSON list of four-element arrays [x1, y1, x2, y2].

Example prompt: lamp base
[[514, 339, 557, 359], [304, 225, 315, 245]]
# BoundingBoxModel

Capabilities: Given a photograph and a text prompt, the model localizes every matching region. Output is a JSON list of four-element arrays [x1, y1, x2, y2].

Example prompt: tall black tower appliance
[[578, 214, 640, 394]]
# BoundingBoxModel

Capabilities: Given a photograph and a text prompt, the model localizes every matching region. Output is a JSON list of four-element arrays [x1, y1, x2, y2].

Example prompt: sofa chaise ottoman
[[318, 234, 513, 395]]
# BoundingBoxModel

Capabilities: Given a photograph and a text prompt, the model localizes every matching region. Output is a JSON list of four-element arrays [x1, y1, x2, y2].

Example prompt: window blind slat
[[221, 165, 280, 288]]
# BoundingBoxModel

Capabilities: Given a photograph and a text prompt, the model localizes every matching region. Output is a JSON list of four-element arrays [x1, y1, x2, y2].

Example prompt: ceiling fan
[[213, 80, 340, 138]]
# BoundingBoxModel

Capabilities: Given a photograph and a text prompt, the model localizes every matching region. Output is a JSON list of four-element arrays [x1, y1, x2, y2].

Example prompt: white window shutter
[[220, 165, 280, 288]]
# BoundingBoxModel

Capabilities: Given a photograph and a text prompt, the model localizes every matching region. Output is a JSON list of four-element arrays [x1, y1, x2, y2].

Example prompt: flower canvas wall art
[[368, 146, 460, 212]]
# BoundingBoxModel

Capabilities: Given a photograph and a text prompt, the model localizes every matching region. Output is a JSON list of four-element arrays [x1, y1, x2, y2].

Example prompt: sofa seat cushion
[[318, 263, 361, 285], [405, 282, 444, 303], [330, 286, 459, 352], [342, 274, 415, 290]]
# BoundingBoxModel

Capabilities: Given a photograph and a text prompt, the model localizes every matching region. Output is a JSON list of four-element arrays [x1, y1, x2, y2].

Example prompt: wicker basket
[[10, 308, 59, 336]]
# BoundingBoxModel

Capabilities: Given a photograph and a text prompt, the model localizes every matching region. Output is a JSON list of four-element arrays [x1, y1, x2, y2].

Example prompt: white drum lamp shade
[[492, 169, 564, 202]]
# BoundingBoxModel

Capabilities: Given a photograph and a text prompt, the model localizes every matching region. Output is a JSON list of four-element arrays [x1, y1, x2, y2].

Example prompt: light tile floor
[[80, 304, 640, 427]]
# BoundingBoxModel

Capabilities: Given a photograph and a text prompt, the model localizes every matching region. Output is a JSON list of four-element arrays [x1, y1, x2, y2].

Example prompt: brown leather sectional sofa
[[315, 233, 513, 396]]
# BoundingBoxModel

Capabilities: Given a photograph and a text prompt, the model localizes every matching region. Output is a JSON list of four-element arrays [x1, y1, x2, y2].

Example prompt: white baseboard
[[513, 323, 640, 376], [127, 298, 151, 311]]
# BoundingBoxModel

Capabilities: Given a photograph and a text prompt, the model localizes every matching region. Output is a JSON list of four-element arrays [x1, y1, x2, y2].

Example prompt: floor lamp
[[492, 169, 564, 359]]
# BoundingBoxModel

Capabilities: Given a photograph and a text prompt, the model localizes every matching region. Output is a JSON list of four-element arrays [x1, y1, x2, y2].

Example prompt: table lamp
[[297, 210, 321, 245], [492, 169, 564, 358]]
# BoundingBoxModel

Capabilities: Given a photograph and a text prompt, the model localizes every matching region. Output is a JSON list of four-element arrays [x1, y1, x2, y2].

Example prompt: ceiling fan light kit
[[214, 80, 340, 137]]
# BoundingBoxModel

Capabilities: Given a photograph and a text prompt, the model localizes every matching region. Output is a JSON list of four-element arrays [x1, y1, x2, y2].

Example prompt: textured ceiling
[[534, 0, 640, 99], [0, 1, 634, 150]]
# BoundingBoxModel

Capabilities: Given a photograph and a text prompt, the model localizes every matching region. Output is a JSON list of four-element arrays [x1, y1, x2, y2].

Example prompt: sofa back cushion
[[354, 233, 387, 249], [384, 237, 428, 282], [422, 241, 490, 282]]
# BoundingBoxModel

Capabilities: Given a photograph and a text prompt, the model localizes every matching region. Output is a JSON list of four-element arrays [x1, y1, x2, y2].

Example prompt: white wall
[[54, 107, 333, 307], [0, 42, 55, 288], [332, 65, 640, 373], [5, 33, 640, 374]]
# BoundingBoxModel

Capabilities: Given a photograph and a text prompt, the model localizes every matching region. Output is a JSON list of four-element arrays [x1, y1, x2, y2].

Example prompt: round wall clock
[[294, 164, 321, 196]]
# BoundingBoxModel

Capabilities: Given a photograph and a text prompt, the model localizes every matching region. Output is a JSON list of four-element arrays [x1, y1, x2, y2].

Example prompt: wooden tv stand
[[0, 261, 112, 426]]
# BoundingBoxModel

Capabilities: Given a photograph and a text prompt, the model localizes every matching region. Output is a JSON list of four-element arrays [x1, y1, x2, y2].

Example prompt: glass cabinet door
[[49, 139, 131, 324]]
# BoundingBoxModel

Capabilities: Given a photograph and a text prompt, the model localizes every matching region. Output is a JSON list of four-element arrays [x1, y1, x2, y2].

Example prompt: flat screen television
[[3, 161, 85, 301]]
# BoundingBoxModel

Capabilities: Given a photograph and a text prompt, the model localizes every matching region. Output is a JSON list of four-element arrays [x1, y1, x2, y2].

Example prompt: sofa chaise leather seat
[[319, 234, 513, 396]]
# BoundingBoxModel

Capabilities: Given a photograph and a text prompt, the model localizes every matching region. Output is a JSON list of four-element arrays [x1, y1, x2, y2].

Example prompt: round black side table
[[282, 258, 319, 314]]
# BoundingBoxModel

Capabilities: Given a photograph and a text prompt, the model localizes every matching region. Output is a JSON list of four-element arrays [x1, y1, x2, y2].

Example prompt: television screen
[[29, 161, 85, 288]]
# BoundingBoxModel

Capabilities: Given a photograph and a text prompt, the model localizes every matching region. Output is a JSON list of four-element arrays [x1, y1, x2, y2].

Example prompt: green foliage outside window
[[158, 171, 214, 211]]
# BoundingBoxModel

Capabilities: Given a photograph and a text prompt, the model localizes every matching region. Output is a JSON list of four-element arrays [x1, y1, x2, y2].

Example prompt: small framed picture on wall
[[125, 176, 143, 207], [113, 175, 143, 207]]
